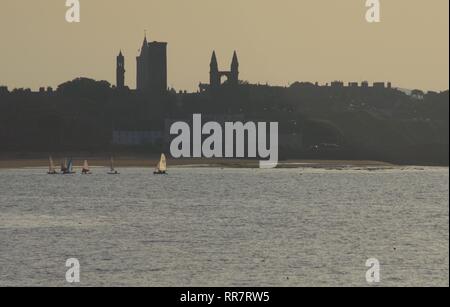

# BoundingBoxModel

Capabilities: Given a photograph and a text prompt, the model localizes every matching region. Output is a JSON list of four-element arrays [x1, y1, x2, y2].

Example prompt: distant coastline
[[0, 155, 441, 170]]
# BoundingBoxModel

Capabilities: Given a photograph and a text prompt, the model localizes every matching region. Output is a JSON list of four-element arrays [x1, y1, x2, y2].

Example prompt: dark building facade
[[136, 36, 168, 93], [116, 51, 125, 89]]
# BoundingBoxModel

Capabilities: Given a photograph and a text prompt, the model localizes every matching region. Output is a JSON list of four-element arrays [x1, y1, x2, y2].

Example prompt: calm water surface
[[0, 167, 448, 286]]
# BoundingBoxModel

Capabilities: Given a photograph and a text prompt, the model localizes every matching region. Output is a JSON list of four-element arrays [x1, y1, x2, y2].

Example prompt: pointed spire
[[142, 30, 148, 48], [210, 51, 218, 71], [117, 50, 124, 63], [231, 51, 239, 70]]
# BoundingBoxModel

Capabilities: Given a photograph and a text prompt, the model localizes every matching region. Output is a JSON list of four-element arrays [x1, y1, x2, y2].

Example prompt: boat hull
[[153, 171, 167, 175]]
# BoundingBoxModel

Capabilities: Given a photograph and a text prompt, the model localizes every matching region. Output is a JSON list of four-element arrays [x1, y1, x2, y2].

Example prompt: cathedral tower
[[136, 34, 168, 93], [207, 51, 240, 89], [230, 51, 239, 85], [210, 51, 220, 88]]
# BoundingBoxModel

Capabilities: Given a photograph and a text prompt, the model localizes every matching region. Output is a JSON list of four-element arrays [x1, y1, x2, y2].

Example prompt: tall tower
[[136, 34, 168, 93], [147, 41, 168, 93], [116, 51, 125, 89], [230, 51, 239, 85], [136, 35, 148, 91], [210, 51, 220, 88]]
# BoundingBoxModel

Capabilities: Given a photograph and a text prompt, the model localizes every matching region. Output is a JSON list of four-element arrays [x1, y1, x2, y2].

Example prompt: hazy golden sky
[[0, 0, 448, 91]]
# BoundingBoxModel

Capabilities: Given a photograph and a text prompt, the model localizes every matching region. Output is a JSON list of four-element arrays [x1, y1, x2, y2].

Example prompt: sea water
[[0, 167, 448, 286]]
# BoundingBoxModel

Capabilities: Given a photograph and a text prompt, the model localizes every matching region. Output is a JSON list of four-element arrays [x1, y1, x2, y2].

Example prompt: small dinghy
[[60, 158, 68, 174], [107, 157, 119, 175], [62, 158, 76, 175], [47, 156, 58, 175], [154, 154, 167, 175], [82, 160, 92, 175]]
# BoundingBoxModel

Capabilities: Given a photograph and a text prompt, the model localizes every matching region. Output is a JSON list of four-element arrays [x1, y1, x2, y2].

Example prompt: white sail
[[110, 157, 115, 171], [49, 156, 56, 173], [158, 154, 167, 172], [83, 160, 89, 171]]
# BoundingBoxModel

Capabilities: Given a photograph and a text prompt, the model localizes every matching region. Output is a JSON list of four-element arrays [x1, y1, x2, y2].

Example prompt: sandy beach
[[0, 156, 394, 170]]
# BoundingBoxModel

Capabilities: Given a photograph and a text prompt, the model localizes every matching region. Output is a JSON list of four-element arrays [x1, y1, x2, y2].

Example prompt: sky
[[0, 0, 448, 92]]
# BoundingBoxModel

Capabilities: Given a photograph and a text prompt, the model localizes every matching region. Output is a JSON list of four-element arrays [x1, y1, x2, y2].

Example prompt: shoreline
[[0, 157, 418, 170]]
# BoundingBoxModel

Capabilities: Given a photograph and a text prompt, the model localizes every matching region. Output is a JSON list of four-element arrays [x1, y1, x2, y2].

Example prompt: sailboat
[[63, 158, 76, 174], [82, 160, 92, 175], [154, 154, 167, 175], [107, 157, 119, 175], [60, 158, 69, 174], [47, 156, 58, 175]]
